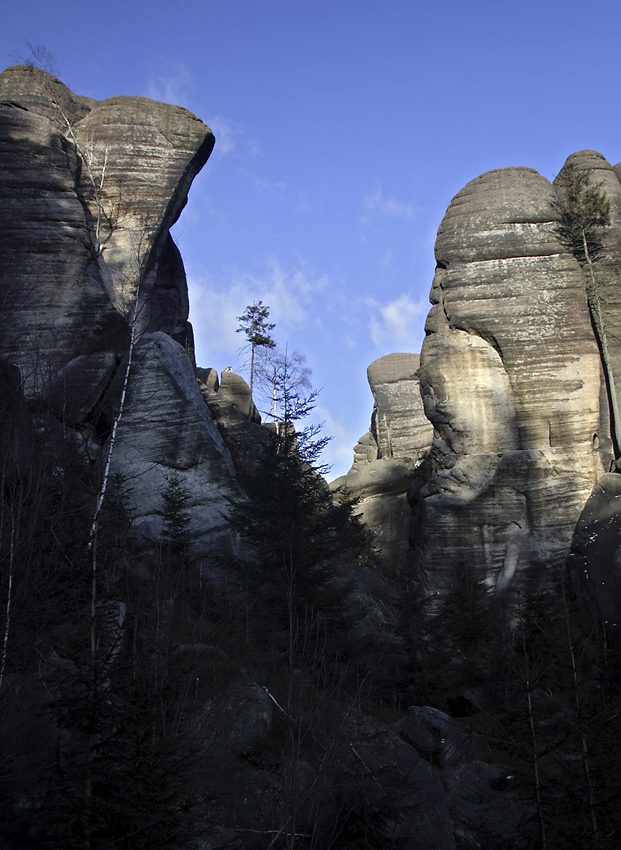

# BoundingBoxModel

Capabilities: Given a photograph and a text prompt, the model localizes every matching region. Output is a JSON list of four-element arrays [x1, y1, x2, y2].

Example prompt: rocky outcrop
[[342, 153, 621, 616], [0, 65, 237, 552], [0, 65, 212, 388], [415, 159, 612, 595], [569, 473, 621, 623], [347, 353, 433, 473], [332, 353, 433, 576], [1, 66, 552, 849]]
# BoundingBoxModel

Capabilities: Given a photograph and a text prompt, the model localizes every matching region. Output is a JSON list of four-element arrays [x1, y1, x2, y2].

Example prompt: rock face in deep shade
[[569, 473, 621, 622], [0, 65, 211, 391], [332, 353, 433, 575], [0, 65, 236, 551]]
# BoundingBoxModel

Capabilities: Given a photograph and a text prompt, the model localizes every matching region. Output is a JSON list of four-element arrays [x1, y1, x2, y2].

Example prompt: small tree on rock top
[[236, 301, 276, 419], [556, 164, 618, 456]]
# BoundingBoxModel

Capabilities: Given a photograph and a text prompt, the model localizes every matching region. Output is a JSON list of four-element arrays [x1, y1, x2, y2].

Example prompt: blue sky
[[2, 0, 621, 478]]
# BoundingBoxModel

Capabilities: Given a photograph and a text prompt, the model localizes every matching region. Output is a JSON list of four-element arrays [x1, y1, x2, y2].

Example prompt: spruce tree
[[226, 357, 370, 672], [556, 164, 617, 456], [236, 301, 276, 419]]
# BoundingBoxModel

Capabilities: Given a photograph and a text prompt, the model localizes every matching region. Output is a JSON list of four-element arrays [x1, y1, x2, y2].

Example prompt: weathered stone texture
[[0, 66, 236, 552], [554, 150, 621, 460], [0, 65, 214, 395], [367, 353, 433, 466], [109, 333, 236, 549], [418, 161, 606, 591], [333, 353, 433, 575]]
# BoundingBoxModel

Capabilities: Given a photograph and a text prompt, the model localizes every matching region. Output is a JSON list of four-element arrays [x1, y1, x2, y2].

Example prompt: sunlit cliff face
[[417, 164, 603, 592]]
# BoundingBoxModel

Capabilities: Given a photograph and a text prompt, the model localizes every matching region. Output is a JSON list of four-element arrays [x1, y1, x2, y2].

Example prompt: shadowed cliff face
[[0, 65, 214, 389], [0, 65, 236, 552]]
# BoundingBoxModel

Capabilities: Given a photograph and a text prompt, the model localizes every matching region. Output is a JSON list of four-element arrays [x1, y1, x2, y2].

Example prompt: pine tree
[[226, 357, 370, 671], [160, 474, 192, 571], [556, 164, 617, 456], [236, 301, 276, 419]]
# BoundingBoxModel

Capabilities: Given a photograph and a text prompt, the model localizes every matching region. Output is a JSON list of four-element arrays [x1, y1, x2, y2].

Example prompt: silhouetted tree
[[556, 164, 617, 455], [236, 301, 276, 418]]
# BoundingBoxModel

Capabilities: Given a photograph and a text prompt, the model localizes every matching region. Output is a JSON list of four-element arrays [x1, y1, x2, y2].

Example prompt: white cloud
[[381, 248, 393, 268], [367, 294, 427, 350], [361, 183, 417, 226], [295, 191, 321, 215], [252, 176, 287, 194], [207, 116, 259, 158], [311, 405, 359, 482], [187, 257, 329, 370], [146, 65, 193, 106]]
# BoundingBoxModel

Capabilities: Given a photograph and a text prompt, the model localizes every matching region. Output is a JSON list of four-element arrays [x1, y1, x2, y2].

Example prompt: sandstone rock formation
[[416, 162, 603, 592], [3, 66, 612, 846], [332, 353, 433, 575], [0, 65, 237, 552], [569, 472, 621, 623], [416, 158, 616, 596], [344, 153, 621, 619]]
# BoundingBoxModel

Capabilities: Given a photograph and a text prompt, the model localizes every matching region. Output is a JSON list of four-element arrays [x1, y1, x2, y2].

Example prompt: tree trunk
[[519, 603, 547, 850]]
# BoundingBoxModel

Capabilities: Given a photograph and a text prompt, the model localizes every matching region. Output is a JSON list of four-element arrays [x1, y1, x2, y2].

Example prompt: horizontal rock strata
[[0, 64, 213, 395], [334, 353, 433, 575], [0, 66, 237, 553], [417, 160, 608, 593]]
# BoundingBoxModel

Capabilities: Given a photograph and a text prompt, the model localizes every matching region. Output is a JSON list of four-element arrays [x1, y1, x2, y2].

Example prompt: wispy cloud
[[295, 191, 321, 215], [367, 294, 427, 350], [311, 404, 359, 481], [146, 65, 193, 106], [187, 257, 329, 369], [360, 183, 417, 226], [252, 176, 287, 194], [208, 116, 260, 158], [381, 248, 393, 268]]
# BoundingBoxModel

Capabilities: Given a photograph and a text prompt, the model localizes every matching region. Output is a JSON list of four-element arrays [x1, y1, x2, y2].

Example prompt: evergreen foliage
[[557, 164, 611, 262], [236, 301, 276, 416], [226, 359, 371, 670], [556, 163, 619, 457]]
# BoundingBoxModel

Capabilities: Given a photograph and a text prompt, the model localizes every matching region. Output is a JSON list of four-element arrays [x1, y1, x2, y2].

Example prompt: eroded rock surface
[[333, 353, 433, 575], [0, 65, 236, 552], [0, 64, 213, 393], [342, 153, 621, 614], [416, 160, 606, 593]]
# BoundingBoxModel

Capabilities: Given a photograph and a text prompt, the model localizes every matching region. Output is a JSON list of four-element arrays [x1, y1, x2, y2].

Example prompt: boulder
[[444, 761, 535, 850], [394, 705, 472, 767], [202, 683, 274, 758], [367, 353, 434, 466], [328, 713, 456, 849], [216, 370, 261, 423]]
